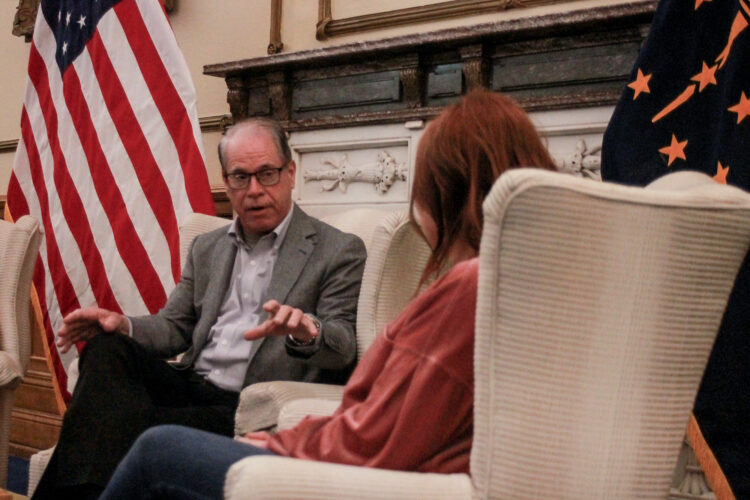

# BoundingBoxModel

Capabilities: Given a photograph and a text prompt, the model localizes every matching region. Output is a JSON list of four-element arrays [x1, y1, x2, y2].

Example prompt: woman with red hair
[[98, 88, 557, 499]]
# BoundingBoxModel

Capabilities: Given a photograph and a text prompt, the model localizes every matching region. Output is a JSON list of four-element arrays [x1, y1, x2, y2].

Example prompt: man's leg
[[99, 425, 277, 500], [32, 333, 196, 499], [152, 371, 239, 437]]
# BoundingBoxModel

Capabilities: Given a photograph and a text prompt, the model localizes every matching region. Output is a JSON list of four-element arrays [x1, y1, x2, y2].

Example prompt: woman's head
[[410, 88, 556, 279]]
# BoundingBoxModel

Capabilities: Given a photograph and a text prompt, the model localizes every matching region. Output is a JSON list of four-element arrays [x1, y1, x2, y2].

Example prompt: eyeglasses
[[224, 164, 287, 189]]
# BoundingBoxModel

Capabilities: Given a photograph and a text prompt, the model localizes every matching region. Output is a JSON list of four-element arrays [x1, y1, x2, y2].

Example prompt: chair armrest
[[277, 398, 342, 430], [234, 381, 345, 435], [224, 455, 473, 500], [28, 447, 55, 497], [0, 352, 23, 389]]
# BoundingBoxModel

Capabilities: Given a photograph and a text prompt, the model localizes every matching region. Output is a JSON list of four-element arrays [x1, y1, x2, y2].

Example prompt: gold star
[[690, 62, 718, 92], [729, 92, 750, 123], [628, 69, 652, 100], [695, 0, 713, 9], [714, 162, 729, 184], [659, 134, 688, 166]]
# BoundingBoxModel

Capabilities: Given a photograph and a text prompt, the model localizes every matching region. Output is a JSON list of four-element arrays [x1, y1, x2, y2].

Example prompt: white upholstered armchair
[[0, 215, 42, 487], [223, 169, 750, 500]]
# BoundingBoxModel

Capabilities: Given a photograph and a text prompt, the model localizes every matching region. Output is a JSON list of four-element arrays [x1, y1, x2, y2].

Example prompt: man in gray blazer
[[32, 118, 366, 500]]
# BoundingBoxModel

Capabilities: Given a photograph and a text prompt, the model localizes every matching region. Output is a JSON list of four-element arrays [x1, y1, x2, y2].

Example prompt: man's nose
[[246, 175, 264, 195]]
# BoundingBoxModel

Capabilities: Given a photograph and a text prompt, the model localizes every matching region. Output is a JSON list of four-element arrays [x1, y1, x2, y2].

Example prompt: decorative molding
[[555, 139, 601, 181], [0, 139, 19, 154], [198, 114, 233, 133], [268, 0, 284, 55], [304, 151, 407, 194], [13, 0, 176, 41], [316, 0, 577, 41]]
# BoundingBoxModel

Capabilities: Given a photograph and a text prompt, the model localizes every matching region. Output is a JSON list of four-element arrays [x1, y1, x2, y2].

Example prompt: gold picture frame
[[317, 0, 573, 40]]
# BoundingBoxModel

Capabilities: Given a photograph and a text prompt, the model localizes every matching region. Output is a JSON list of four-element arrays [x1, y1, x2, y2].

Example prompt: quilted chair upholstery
[[233, 209, 431, 434], [223, 169, 750, 500], [0, 215, 41, 487]]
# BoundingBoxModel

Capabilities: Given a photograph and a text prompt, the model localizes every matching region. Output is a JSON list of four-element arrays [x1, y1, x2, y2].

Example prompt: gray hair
[[218, 117, 292, 172]]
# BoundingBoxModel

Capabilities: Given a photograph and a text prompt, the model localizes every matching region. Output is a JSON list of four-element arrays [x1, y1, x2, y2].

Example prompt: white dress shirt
[[193, 208, 293, 392]]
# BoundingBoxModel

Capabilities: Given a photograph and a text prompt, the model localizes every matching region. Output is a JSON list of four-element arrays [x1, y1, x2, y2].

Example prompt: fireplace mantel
[[204, 1, 656, 132]]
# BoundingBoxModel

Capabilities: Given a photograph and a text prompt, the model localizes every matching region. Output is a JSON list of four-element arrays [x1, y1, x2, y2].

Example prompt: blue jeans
[[98, 425, 277, 500]]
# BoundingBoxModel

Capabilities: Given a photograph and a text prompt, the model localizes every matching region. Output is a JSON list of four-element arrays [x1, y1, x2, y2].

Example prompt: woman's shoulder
[[430, 257, 479, 296], [386, 257, 479, 342]]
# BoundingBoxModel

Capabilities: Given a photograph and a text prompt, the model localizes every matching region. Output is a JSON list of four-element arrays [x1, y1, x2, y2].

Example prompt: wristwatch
[[287, 314, 320, 346]]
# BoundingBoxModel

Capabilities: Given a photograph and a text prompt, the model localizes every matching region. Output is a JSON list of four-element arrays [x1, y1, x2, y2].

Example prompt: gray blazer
[[130, 204, 367, 388]]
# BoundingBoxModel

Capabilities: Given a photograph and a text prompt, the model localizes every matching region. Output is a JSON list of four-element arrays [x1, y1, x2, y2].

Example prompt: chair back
[[471, 169, 750, 499], [179, 212, 232, 270], [353, 210, 430, 358], [0, 215, 42, 377]]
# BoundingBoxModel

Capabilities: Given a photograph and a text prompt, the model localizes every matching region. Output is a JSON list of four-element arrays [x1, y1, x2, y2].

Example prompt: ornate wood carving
[[226, 76, 249, 120], [205, 2, 657, 132], [13, 0, 175, 41], [399, 66, 423, 109], [12, 0, 38, 42], [460, 44, 488, 90], [267, 71, 291, 122], [268, 0, 284, 55], [316, 0, 574, 40]]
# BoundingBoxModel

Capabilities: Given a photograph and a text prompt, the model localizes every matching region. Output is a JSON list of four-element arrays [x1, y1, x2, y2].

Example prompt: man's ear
[[287, 160, 297, 188]]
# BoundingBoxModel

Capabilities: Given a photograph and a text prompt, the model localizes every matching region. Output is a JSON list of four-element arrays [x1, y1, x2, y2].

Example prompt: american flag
[[5, 0, 215, 405], [602, 0, 750, 497]]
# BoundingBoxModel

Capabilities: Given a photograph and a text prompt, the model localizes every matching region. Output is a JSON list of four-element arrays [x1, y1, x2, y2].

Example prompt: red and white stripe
[[6, 0, 214, 402]]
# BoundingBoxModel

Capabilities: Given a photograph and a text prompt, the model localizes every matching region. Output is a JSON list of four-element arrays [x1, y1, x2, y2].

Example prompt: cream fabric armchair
[[224, 169, 750, 500], [0, 215, 42, 487], [233, 209, 431, 434]]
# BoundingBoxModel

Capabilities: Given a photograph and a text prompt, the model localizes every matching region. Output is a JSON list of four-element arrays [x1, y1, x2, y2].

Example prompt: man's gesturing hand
[[243, 300, 319, 343], [56, 307, 129, 353]]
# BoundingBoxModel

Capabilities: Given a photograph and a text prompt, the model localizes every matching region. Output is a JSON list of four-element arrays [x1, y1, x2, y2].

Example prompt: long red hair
[[410, 88, 557, 282]]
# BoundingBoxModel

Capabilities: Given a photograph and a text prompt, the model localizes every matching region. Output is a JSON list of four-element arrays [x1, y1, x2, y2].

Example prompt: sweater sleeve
[[266, 259, 478, 474]]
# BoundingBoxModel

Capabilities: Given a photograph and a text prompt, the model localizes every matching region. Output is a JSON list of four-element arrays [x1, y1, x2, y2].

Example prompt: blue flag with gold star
[[602, 0, 750, 497]]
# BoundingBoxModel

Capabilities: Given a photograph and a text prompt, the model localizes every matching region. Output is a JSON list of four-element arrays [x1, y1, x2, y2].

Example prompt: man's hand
[[57, 307, 129, 353], [243, 299, 319, 343]]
